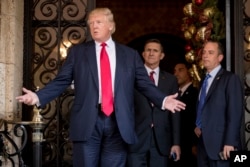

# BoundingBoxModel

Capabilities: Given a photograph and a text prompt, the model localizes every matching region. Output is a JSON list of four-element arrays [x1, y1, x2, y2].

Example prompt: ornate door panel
[[23, 0, 94, 166]]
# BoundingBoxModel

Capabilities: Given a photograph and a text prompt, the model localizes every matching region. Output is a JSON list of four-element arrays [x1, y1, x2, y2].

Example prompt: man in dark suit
[[127, 39, 181, 167], [194, 40, 243, 167], [173, 62, 199, 167], [16, 8, 185, 167]]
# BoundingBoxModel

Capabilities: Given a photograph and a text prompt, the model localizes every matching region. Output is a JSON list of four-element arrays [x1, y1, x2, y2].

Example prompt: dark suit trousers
[[73, 110, 127, 167], [127, 128, 168, 167], [197, 136, 229, 167]]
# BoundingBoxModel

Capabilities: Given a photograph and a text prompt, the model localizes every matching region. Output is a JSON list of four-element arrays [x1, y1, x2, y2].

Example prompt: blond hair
[[87, 8, 116, 34]]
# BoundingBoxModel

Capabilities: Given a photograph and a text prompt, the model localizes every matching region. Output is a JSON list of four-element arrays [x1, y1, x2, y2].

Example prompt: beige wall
[[0, 0, 23, 166], [0, 0, 23, 121]]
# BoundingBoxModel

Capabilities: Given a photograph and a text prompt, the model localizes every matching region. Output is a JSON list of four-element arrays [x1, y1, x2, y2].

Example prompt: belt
[[97, 104, 102, 111]]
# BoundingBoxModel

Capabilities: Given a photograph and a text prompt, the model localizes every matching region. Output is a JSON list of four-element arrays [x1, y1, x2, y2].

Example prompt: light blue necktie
[[196, 74, 211, 128]]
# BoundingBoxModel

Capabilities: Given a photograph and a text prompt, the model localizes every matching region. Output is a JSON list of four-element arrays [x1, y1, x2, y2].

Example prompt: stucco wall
[[0, 0, 23, 121]]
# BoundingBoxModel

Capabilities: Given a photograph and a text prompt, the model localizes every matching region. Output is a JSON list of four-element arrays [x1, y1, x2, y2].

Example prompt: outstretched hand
[[16, 87, 39, 105], [164, 93, 186, 113]]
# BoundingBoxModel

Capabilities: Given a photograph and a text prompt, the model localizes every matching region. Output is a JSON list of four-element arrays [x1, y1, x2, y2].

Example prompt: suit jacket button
[[151, 123, 154, 128]]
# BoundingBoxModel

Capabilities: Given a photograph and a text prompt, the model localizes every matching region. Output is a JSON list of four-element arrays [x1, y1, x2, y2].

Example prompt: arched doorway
[[20, 0, 247, 166], [127, 33, 186, 73]]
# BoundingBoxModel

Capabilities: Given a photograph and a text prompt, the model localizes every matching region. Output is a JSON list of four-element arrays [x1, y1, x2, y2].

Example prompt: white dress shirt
[[95, 38, 116, 103], [144, 66, 160, 86]]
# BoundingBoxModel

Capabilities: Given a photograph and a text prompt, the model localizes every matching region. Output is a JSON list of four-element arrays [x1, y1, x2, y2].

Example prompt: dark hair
[[204, 40, 224, 55], [175, 61, 192, 70], [144, 38, 164, 52]]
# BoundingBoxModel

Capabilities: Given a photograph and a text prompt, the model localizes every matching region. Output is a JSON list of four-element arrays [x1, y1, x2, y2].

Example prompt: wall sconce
[[59, 40, 75, 89], [247, 32, 250, 50], [60, 41, 72, 59]]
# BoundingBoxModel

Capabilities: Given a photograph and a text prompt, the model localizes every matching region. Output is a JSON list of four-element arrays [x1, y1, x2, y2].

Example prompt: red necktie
[[100, 43, 113, 116], [149, 71, 155, 84], [149, 71, 155, 106]]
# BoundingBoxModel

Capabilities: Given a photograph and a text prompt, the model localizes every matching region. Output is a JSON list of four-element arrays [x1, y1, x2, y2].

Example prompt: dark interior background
[[96, 0, 191, 73]]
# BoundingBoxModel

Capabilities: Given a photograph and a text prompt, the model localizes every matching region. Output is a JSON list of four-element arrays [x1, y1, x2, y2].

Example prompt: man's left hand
[[164, 93, 186, 113], [222, 145, 235, 160]]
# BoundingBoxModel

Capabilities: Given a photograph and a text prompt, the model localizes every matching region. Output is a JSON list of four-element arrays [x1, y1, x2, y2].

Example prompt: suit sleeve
[[224, 74, 244, 147], [36, 45, 76, 107], [133, 51, 166, 108]]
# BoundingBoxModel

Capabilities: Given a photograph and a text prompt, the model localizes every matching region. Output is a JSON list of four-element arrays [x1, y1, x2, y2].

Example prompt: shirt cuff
[[161, 96, 168, 110]]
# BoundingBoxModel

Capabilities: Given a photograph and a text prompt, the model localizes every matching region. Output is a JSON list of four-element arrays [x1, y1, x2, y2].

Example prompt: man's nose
[[92, 22, 98, 28]]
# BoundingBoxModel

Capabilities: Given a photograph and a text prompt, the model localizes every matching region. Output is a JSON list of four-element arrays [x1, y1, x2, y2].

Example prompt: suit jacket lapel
[[114, 43, 125, 96], [206, 68, 224, 101], [158, 71, 167, 91], [182, 84, 192, 98], [154, 71, 168, 107], [86, 41, 99, 89]]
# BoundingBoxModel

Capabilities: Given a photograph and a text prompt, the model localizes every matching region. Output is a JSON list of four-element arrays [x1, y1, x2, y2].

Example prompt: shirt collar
[[95, 37, 114, 47], [180, 82, 192, 94], [207, 65, 221, 78], [144, 65, 159, 75]]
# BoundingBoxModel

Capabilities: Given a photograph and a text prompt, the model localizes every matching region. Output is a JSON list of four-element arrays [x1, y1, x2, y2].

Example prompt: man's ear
[[142, 51, 146, 59], [218, 54, 224, 62], [160, 52, 165, 60]]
